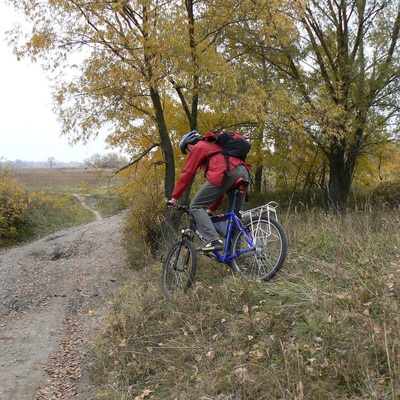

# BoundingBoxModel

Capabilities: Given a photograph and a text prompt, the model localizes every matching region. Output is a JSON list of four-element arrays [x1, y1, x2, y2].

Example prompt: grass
[[20, 168, 127, 218], [27, 193, 95, 234], [90, 203, 400, 399], [10, 168, 109, 192], [1, 168, 126, 247]]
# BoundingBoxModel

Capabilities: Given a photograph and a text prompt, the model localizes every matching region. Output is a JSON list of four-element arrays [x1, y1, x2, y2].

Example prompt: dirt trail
[[0, 208, 132, 399]]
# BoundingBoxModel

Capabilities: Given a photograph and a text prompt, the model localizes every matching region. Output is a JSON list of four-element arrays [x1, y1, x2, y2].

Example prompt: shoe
[[202, 239, 223, 252]]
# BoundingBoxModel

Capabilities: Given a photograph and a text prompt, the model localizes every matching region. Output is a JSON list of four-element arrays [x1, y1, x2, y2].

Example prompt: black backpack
[[202, 130, 251, 176]]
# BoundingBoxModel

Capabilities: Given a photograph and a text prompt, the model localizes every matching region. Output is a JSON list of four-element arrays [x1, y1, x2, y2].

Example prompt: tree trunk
[[326, 138, 358, 211], [150, 87, 175, 197], [149, 87, 180, 249], [327, 157, 350, 211], [254, 166, 263, 193]]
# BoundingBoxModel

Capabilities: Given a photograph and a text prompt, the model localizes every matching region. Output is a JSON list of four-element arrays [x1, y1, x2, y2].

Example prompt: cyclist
[[168, 130, 250, 252]]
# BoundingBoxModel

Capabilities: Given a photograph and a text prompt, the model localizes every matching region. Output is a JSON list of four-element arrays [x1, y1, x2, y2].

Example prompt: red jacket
[[172, 139, 248, 201]]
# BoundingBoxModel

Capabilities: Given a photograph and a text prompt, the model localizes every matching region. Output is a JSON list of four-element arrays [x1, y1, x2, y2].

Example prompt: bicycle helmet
[[179, 130, 202, 154]]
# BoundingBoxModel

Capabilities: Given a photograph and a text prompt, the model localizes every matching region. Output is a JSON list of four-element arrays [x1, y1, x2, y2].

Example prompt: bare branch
[[113, 143, 160, 175]]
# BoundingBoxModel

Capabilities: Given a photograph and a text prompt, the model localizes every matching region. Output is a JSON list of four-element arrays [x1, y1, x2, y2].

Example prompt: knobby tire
[[162, 238, 197, 297]]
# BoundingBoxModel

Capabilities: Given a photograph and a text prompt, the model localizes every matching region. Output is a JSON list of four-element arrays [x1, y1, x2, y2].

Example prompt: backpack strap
[[223, 154, 231, 178], [202, 151, 221, 177], [201, 134, 222, 177], [203, 153, 234, 180]]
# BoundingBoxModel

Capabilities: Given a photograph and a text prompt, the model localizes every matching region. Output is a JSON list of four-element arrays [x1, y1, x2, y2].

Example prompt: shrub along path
[[0, 211, 132, 399]]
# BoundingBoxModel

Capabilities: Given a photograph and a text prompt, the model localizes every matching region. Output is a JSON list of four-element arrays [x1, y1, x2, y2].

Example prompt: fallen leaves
[[36, 318, 84, 400], [134, 388, 154, 399]]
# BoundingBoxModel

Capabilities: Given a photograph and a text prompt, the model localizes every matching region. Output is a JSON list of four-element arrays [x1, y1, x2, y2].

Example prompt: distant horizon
[[1, 155, 99, 164], [1, 159, 86, 167], [1, 153, 129, 169]]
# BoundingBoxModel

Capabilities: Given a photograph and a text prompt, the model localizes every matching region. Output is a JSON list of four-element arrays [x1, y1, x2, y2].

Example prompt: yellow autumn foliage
[[0, 170, 32, 241]]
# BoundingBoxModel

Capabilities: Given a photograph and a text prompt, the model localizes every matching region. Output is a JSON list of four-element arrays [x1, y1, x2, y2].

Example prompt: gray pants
[[190, 164, 249, 242]]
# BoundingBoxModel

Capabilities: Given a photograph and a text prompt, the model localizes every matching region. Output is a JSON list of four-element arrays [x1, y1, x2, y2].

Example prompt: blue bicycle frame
[[205, 210, 255, 263]]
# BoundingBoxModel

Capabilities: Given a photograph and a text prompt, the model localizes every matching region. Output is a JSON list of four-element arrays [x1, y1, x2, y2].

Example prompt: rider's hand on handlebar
[[167, 198, 178, 207]]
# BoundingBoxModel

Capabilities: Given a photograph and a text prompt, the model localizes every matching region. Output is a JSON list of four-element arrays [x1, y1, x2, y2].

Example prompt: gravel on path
[[0, 212, 132, 399]]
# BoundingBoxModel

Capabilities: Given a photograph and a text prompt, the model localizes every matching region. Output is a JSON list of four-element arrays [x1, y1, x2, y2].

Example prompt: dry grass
[[1, 168, 126, 245], [12, 168, 104, 191], [10, 168, 121, 193], [91, 205, 400, 399]]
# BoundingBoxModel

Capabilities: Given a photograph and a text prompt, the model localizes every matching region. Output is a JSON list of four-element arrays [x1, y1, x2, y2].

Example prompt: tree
[[9, 0, 398, 216], [282, 0, 400, 209], [8, 0, 237, 188], [7, 0, 257, 250], [84, 153, 128, 169], [47, 157, 55, 168], [198, 0, 312, 194], [215, 0, 400, 208]]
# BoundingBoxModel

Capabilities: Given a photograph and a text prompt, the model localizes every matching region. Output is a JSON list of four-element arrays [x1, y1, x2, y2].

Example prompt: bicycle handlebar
[[164, 198, 190, 214]]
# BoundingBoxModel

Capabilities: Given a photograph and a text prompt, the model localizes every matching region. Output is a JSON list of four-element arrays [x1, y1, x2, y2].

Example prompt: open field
[[1, 168, 126, 246], [10, 168, 121, 193]]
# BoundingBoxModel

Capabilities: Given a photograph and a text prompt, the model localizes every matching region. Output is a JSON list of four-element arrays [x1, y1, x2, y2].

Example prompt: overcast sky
[[0, 2, 112, 163]]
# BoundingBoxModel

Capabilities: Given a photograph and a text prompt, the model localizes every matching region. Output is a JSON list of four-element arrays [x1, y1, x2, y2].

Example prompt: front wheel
[[231, 218, 287, 281], [162, 238, 197, 297]]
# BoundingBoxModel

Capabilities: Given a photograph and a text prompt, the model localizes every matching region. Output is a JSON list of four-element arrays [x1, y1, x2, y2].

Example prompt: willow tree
[[224, 0, 303, 194], [171, 0, 302, 194], [8, 0, 175, 198], [5, 0, 246, 248], [285, 0, 400, 209], [8, 0, 245, 186], [214, 0, 400, 207]]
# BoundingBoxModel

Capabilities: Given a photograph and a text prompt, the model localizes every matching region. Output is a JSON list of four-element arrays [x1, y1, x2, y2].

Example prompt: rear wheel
[[231, 218, 287, 281], [162, 239, 197, 297]]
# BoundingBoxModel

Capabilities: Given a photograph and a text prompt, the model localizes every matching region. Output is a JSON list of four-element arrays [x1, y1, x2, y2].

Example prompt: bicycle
[[162, 179, 287, 297]]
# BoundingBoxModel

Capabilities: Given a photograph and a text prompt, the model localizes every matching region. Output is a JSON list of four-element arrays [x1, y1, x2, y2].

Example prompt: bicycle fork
[[172, 237, 190, 273]]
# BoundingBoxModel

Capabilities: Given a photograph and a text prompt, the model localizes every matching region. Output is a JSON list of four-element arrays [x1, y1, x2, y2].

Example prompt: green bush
[[0, 170, 31, 245], [121, 173, 165, 261], [91, 193, 127, 217], [0, 185, 95, 247], [26, 192, 94, 236]]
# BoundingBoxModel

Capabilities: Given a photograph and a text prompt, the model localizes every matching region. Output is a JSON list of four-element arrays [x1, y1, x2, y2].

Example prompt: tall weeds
[[92, 205, 400, 399]]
